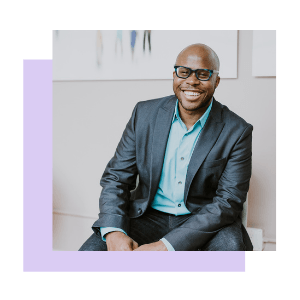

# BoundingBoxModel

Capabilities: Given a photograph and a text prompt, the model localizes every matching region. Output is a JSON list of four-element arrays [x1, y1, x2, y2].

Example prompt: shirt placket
[[173, 126, 188, 215]]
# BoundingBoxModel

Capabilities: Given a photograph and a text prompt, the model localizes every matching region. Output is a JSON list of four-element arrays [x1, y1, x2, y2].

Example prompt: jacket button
[[138, 208, 142, 214]]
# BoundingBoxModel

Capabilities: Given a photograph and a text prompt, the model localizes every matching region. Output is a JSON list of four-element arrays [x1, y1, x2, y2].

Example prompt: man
[[79, 43, 253, 251]]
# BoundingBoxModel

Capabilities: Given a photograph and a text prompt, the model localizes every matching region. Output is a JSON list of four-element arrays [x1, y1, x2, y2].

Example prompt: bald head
[[175, 43, 220, 71]]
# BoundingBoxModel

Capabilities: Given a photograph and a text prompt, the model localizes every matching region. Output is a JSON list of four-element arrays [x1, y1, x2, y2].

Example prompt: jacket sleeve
[[92, 104, 138, 235], [163, 124, 253, 251]]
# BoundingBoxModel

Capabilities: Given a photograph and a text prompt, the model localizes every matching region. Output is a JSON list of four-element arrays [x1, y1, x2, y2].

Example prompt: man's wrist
[[100, 227, 127, 242], [106, 231, 126, 241]]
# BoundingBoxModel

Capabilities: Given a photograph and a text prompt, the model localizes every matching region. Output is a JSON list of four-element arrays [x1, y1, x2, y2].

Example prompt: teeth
[[184, 91, 200, 96]]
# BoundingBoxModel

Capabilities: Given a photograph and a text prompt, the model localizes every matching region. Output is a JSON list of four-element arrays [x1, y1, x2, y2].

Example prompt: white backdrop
[[53, 30, 237, 80]]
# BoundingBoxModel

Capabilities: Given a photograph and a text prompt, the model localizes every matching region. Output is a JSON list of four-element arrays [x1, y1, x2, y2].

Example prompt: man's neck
[[178, 100, 212, 130]]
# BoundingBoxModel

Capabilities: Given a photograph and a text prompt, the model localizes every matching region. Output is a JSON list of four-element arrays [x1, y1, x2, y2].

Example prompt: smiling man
[[79, 44, 253, 251]]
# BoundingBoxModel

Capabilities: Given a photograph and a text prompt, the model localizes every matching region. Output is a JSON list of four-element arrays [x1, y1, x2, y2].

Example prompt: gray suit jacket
[[92, 95, 253, 251]]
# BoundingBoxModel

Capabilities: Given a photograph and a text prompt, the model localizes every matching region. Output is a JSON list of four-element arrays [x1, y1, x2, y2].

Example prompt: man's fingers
[[132, 240, 139, 250], [106, 234, 141, 251]]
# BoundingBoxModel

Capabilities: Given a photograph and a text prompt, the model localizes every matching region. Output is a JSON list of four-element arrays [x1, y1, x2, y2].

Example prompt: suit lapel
[[149, 96, 176, 202], [184, 99, 225, 203]]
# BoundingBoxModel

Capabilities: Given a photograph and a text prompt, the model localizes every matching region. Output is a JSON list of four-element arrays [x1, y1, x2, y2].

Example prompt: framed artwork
[[53, 30, 238, 80]]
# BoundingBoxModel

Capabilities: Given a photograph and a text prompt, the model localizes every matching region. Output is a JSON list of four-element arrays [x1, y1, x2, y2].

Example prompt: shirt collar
[[172, 98, 213, 129]]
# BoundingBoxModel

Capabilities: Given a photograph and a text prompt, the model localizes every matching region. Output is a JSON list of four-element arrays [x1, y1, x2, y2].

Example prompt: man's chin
[[179, 99, 210, 112]]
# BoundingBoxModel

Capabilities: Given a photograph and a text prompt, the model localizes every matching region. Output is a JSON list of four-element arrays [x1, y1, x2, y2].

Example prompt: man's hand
[[105, 231, 139, 251], [133, 240, 167, 251]]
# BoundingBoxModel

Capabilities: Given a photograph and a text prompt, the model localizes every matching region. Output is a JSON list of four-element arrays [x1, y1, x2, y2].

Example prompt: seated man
[[79, 43, 253, 251]]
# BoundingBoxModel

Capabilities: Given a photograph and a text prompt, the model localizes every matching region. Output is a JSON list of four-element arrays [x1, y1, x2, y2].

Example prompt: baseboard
[[53, 209, 97, 220]]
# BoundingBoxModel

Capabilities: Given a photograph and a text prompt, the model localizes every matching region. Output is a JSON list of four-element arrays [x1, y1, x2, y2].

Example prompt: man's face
[[173, 50, 220, 112]]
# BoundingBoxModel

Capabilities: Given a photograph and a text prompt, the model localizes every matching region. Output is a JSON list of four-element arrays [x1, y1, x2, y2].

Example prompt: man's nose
[[186, 71, 200, 85]]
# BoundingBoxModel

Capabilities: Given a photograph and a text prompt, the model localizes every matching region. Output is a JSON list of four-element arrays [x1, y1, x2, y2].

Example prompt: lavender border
[[23, 60, 245, 272]]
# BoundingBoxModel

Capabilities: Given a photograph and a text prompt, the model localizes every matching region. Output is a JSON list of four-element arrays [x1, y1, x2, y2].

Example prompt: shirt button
[[178, 204, 181, 207], [181, 157, 184, 161], [178, 181, 182, 185]]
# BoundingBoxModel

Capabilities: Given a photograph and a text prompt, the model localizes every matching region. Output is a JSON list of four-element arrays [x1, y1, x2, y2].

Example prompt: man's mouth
[[181, 90, 203, 100], [183, 91, 200, 97]]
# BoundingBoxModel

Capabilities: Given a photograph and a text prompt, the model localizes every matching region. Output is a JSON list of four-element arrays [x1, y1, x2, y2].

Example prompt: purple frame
[[23, 60, 245, 272]]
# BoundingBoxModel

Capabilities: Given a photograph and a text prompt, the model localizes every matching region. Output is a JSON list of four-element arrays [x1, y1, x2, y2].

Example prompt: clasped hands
[[105, 231, 167, 251]]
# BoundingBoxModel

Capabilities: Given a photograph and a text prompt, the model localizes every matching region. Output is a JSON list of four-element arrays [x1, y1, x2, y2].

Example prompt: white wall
[[53, 30, 276, 251]]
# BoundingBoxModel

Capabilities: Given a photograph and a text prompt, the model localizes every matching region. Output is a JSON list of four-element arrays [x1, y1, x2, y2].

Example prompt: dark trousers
[[79, 207, 252, 251]]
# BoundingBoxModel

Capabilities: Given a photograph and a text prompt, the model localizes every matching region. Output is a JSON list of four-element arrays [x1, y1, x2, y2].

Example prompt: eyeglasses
[[174, 66, 219, 81]]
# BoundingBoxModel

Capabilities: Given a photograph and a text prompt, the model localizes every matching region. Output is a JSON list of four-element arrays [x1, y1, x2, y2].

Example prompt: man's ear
[[215, 76, 220, 88], [173, 71, 176, 80]]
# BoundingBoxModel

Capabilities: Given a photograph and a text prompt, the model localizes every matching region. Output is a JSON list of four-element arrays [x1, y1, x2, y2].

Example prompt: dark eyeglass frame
[[174, 66, 219, 81]]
